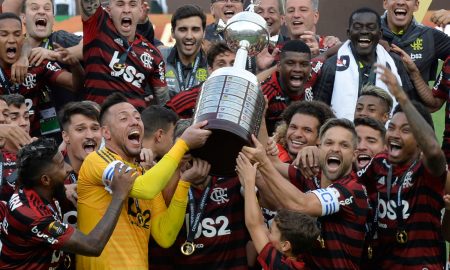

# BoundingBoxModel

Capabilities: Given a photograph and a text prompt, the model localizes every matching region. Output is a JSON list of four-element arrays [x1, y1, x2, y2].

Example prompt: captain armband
[[311, 187, 340, 216]]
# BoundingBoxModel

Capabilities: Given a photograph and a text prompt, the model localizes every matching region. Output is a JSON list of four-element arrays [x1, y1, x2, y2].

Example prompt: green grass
[[432, 104, 445, 146]]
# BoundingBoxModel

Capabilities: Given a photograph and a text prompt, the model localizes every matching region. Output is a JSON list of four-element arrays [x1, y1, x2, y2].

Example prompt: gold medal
[[317, 235, 325, 248], [113, 63, 126, 70], [64, 254, 71, 269], [181, 241, 195, 255], [367, 245, 373, 259], [396, 230, 408, 244], [136, 213, 144, 227]]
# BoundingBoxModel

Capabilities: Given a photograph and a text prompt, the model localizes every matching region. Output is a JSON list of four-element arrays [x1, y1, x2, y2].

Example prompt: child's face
[[269, 221, 285, 252]]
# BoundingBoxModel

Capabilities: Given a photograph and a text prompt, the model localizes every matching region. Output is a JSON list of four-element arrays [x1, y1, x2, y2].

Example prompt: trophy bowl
[[224, 11, 269, 57], [191, 67, 265, 177], [191, 12, 269, 177]]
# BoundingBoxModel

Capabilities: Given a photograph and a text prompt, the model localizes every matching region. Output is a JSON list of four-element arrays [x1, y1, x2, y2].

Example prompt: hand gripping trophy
[[191, 11, 269, 176]]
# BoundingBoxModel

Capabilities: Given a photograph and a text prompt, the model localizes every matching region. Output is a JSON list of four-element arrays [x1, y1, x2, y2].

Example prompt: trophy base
[[190, 119, 251, 177]]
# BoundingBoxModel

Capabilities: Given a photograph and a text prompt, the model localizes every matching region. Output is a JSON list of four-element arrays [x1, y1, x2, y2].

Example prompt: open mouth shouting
[[127, 129, 141, 147], [35, 18, 48, 31], [121, 17, 133, 32], [388, 140, 402, 159], [393, 8, 407, 20], [288, 74, 305, 89], [5, 46, 17, 61], [82, 140, 98, 154], [322, 153, 346, 180], [356, 153, 371, 169]]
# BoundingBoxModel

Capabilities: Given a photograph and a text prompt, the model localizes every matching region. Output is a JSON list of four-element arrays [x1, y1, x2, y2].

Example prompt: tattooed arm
[[376, 64, 447, 177]]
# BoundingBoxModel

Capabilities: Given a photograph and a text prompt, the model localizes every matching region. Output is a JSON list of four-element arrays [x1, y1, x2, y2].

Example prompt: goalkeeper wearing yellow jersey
[[76, 93, 211, 270]]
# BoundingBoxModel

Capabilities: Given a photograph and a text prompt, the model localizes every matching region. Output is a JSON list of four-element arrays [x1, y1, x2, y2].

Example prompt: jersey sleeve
[[432, 57, 449, 100], [41, 61, 64, 84], [150, 180, 190, 248], [147, 48, 167, 89], [82, 6, 105, 45], [257, 242, 303, 270], [25, 213, 75, 250], [329, 182, 368, 221], [309, 58, 325, 87], [356, 154, 382, 194], [129, 139, 189, 199], [433, 28, 450, 61], [51, 30, 82, 48], [165, 86, 200, 117]]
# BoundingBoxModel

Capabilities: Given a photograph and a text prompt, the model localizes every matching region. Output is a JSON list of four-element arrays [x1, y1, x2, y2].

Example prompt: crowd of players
[[0, 0, 448, 269]]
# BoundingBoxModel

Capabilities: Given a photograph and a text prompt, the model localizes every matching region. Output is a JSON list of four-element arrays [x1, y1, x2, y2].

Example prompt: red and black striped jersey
[[261, 58, 322, 135], [0, 151, 17, 202], [165, 83, 202, 119], [357, 153, 446, 269], [0, 61, 62, 137], [258, 242, 305, 270], [432, 56, 450, 164], [0, 188, 75, 270], [288, 167, 369, 270], [149, 176, 249, 270], [83, 7, 167, 109]]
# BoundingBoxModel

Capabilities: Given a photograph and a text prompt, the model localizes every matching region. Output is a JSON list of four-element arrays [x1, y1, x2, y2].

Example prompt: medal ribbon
[[115, 37, 142, 69], [385, 159, 418, 241], [0, 67, 18, 94], [186, 180, 211, 244], [175, 51, 202, 91]]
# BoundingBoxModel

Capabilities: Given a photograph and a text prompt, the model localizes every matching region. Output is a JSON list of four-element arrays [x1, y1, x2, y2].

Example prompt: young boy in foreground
[[236, 153, 319, 270]]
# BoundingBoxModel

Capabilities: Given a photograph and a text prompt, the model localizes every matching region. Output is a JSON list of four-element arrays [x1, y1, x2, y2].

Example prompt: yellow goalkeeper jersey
[[76, 140, 190, 269]]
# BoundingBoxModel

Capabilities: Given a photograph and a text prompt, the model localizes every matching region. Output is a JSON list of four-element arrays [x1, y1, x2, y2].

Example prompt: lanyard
[[186, 180, 211, 244], [41, 38, 51, 50], [46, 201, 62, 220], [0, 153, 3, 186], [384, 160, 418, 232], [114, 37, 142, 70], [0, 67, 18, 94], [175, 51, 202, 91]]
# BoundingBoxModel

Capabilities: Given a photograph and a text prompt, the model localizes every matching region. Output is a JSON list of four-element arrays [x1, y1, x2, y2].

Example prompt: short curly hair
[[17, 138, 59, 188]]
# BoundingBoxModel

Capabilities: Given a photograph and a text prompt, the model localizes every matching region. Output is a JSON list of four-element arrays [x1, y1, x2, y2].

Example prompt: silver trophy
[[191, 12, 269, 176]]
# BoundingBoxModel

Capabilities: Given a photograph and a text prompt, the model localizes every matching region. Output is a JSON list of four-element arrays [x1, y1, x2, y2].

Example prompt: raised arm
[[376, 64, 447, 176], [62, 164, 137, 256], [79, 0, 101, 21], [236, 152, 269, 253], [391, 44, 445, 111], [241, 135, 323, 217], [129, 121, 211, 199], [151, 158, 210, 248]]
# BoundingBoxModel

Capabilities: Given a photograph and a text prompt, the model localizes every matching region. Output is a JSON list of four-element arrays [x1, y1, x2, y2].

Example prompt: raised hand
[[179, 120, 212, 150], [181, 158, 211, 185], [236, 152, 258, 188], [241, 134, 270, 167], [293, 145, 320, 178], [375, 63, 405, 100], [109, 163, 137, 200], [139, 148, 156, 170]]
